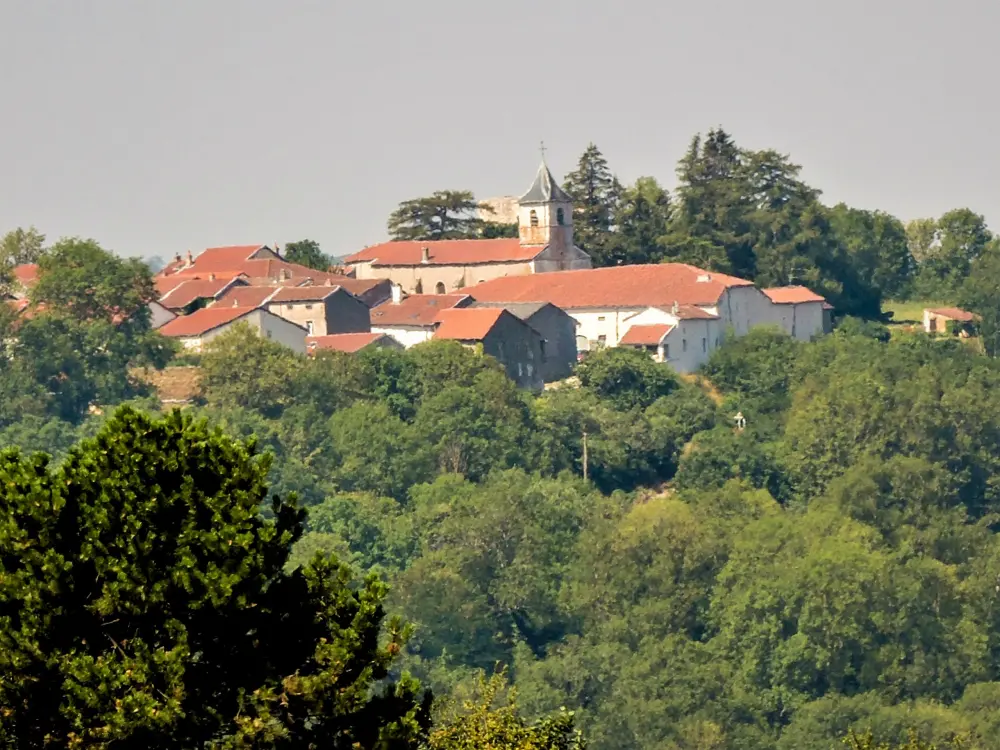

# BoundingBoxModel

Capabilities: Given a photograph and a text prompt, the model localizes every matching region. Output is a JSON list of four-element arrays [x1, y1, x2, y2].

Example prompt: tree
[[576, 347, 679, 411], [959, 245, 1000, 356], [829, 205, 913, 302], [283, 239, 331, 271], [0, 406, 430, 748], [911, 209, 995, 299], [31, 237, 157, 327], [427, 671, 585, 750], [662, 129, 753, 276], [0, 226, 46, 266], [609, 177, 672, 266], [387, 191, 486, 241], [562, 144, 621, 262]]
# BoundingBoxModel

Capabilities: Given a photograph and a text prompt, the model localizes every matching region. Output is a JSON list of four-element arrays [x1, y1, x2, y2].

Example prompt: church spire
[[518, 156, 573, 205]]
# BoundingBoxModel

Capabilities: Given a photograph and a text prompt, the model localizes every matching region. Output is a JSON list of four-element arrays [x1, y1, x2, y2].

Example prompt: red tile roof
[[345, 239, 541, 266], [268, 286, 339, 303], [652, 304, 718, 320], [763, 286, 827, 304], [466, 264, 752, 309], [159, 278, 241, 310], [214, 286, 281, 308], [927, 307, 979, 322], [184, 245, 268, 273], [432, 307, 506, 341], [306, 332, 388, 353], [327, 277, 390, 299], [619, 324, 674, 345], [159, 306, 255, 337], [370, 294, 470, 327], [12, 264, 38, 287]]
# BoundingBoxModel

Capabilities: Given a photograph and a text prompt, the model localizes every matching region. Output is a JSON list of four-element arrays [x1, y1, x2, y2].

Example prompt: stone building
[[343, 160, 591, 293]]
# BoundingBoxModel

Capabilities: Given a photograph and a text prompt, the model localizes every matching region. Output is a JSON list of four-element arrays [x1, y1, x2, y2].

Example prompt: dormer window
[[529, 210, 539, 227]]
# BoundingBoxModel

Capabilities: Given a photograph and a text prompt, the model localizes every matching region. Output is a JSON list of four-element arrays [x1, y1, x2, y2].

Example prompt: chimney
[[208, 272, 216, 281], [672, 300, 679, 314], [391, 282, 403, 304], [186, 250, 193, 265], [421, 247, 430, 264], [696, 273, 711, 282]]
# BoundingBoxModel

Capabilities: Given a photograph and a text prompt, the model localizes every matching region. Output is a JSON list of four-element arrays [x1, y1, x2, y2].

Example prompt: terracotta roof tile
[[306, 332, 387, 353], [763, 286, 827, 304], [269, 286, 339, 303], [466, 264, 752, 309], [370, 294, 470, 327], [652, 304, 719, 320], [345, 239, 541, 266], [214, 286, 281, 308], [927, 307, 979, 322], [432, 308, 506, 341], [619, 324, 674, 345], [12, 264, 38, 287], [159, 306, 255, 337], [182, 245, 267, 273], [159, 278, 241, 309]]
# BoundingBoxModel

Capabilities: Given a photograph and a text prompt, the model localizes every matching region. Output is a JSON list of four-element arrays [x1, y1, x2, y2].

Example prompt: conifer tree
[[0, 406, 430, 749], [562, 144, 621, 264]]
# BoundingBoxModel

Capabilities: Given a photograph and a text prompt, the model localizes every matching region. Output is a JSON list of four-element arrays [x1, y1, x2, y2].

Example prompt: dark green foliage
[[282, 239, 330, 271], [576, 347, 679, 411], [387, 190, 486, 241], [0, 407, 429, 748], [562, 144, 621, 264]]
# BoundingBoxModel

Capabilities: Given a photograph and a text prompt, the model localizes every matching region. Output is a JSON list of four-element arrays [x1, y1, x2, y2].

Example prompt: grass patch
[[884, 300, 951, 326]]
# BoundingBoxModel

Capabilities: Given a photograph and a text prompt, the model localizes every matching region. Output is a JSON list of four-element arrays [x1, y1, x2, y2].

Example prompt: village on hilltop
[[6, 159, 842, 391]]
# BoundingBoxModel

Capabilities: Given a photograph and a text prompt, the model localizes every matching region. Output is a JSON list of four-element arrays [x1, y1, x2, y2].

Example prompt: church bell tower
[[517, 147, 574, 250]]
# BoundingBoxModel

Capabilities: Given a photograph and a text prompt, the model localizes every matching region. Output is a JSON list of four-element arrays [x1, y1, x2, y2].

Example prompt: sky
[[2, 0, 998, 261]]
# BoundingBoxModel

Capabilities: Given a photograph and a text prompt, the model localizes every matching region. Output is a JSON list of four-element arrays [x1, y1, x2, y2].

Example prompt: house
[[369, 287, 473, 347], [763, 286, 829, 340], [158, 306, 307, 353], [470, 301, 577, 381], [343, 159, 591, 293], [464, 263, 778, 351], [264, 286, 370, 336], [156, 244, 349, 287], [158, 277, 248, 312], [432, 307, 545, 391], [306, 332, 402, 355], [924, 307, 979, 336], [11, 263, 38, 297], [617, 304, 723, 373], [149, 300, 177, 330]]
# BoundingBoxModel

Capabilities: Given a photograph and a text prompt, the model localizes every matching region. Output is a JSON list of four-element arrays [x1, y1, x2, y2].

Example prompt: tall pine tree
[[562, 144, 621, 265]]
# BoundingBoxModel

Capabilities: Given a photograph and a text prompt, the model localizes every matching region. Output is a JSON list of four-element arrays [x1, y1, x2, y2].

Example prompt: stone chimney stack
[[421, 247, 430, 264], [391, 283, 403, 304], [672, 300, 679, 314]]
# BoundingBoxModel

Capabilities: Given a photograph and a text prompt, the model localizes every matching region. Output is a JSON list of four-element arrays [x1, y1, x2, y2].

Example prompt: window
[[304, 304, 313, 310], [597, 315, 606, 322], [435, 281, 446, 294], [682, 339, 687, 352], [306, 321, 314, 334], [266, 330, 273, 339], [702, 338, 706, 352], [597, 335, 607, 346], [664, 343, 670, 358], [556, 208, 565, 225], [530, 209, 539, 227]]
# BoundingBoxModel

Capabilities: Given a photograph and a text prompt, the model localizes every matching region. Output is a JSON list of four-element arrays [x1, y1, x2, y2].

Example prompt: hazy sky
[[2, 0, 998, 260]]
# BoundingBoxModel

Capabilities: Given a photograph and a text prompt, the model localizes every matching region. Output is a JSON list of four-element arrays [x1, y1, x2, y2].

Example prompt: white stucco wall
[[715, 286, 775, 336], [372, 325, 434, 348], [571, 308, 646, 350], [622, 307, 724, 373], [769, 301, 825, 340], [180, 310, 307, 354]]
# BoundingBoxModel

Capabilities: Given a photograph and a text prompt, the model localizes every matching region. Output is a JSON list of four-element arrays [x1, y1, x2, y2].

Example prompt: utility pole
[[582, 430, 588, 481]]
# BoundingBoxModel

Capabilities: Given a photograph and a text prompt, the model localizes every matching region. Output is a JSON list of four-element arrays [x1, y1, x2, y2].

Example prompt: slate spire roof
[[518, 160, 573, 205]]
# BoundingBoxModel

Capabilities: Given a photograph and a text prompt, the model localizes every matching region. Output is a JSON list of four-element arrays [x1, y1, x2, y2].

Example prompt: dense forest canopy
[[4, 128, 1000, 749]]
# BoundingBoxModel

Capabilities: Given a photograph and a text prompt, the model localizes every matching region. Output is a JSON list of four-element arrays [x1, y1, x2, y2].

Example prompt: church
[[342, 160, 593, 294]]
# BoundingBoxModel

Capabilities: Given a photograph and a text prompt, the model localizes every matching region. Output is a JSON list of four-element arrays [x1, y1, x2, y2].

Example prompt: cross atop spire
[[539, 140, 547, 162]]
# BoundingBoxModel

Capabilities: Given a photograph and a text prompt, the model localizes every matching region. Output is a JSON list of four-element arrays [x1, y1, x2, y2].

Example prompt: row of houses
[[4, 159, 835, 392]]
